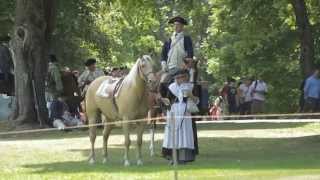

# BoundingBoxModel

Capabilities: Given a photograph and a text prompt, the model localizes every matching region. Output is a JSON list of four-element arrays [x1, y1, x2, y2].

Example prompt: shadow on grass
[[1, 122, 311, 141], [23, 134, 320, 174]]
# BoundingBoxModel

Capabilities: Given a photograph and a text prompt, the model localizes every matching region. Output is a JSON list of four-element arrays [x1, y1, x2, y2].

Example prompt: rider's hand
[[161, 61, 167, 72]]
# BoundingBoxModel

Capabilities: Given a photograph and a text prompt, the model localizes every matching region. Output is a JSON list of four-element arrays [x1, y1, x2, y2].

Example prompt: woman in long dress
[[162, 69, 198, 164]]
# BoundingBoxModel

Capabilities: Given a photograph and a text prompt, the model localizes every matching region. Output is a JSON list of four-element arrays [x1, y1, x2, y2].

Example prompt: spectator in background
[[219, 80, 229, 114], [238, 78, 253, 115], [72, 70, 80, 79], [0, 36, 14, 96], [120, 66, 129, 76], [46, 54, 63, 119], [250, 77, 268, 114], [227, 78, 238, 114], [61, 67, 82, 119], [303, 69, 320, 113], [78, 58, 104, 98], [299, 78, 306, 112], [104, 67, 111, 76], [209, 96, 224, 120], [111, 67, 120, 77]]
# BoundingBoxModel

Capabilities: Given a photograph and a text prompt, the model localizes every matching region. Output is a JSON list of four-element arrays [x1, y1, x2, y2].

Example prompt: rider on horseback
[[160, 16, 195, 84]]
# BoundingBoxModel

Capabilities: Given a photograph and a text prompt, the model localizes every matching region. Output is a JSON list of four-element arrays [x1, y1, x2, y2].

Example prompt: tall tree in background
[[291, 0, 315, 77], [10, 0, 56, 126]]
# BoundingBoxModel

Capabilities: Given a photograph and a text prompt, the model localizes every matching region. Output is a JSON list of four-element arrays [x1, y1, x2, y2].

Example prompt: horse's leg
[[148, 110, 155, 157], [88, 111, 99, 164], [102, 116, 113, 164], [122, 117, 131, 166], [136, 121, 146, 165]]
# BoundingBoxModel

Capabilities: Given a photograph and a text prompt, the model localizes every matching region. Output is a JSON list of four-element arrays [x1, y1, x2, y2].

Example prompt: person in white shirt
[[238, 78, 253, 115], [249, 78, 268, 114]]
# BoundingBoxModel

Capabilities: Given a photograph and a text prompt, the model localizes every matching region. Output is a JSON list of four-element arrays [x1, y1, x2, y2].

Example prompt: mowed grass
[[1, 122, 320, 180]]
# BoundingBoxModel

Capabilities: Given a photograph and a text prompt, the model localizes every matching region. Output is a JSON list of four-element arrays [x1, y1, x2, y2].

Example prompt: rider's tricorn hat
[[85, 58, 96, 66], [169, 16, 188, 25], [174, 69, 189, 78]]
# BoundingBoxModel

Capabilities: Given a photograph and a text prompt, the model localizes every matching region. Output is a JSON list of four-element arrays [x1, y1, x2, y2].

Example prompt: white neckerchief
[[169, 82, 194, 103], [167, 32, 186, 69]]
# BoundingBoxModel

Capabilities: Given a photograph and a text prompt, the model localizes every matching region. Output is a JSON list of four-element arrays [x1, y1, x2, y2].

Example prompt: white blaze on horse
[[85, 55, 158, 166]]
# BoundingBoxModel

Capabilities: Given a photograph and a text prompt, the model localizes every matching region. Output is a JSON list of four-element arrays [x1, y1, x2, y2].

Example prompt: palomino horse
[[86, 55, 158, 166]]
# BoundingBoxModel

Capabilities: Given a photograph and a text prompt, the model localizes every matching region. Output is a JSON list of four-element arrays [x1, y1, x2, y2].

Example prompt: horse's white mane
[[125, 55, 152, 84]]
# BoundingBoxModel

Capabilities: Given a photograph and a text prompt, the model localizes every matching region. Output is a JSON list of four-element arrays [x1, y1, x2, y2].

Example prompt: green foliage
[[0, 1, 14, 38], [204, 0, 320, 112], [2, 0, 320, 113], [52, 0, 213, 69]]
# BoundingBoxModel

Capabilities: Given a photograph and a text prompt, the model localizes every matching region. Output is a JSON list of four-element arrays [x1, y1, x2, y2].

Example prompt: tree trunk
[[291, 0, 315, 77], [10, 0, 56, 127]]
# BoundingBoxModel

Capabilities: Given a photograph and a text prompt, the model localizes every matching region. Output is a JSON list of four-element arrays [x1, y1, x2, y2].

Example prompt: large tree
[[291, 0, 315, 77], [10, 0, 56, 127]]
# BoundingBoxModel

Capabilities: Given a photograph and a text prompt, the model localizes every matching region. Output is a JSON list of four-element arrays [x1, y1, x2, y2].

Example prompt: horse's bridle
[[138, 56, 155, 83]]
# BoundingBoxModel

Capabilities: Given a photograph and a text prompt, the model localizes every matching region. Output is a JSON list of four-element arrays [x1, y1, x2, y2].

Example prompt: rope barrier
[[0, 112, 320, 136]]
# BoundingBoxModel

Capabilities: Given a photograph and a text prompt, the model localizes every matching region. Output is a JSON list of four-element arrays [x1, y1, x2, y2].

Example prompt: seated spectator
[[50, 97, 83, 130]]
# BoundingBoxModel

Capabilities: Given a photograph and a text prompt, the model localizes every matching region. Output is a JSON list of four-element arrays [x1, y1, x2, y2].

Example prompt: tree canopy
[[1, 0, 320, 114]]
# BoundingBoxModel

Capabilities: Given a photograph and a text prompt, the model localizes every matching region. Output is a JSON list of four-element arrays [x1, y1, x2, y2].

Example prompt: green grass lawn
[[1, 122, 320, 180]]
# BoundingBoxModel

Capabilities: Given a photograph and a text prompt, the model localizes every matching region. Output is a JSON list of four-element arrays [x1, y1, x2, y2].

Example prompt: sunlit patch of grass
[[1, 122, 320, 179]]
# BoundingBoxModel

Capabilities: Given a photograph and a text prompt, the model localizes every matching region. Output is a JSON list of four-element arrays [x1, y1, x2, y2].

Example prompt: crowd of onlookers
[[45, 54, 129, 130], [209, 77, 268, 120], [208, 68, 320, 120]]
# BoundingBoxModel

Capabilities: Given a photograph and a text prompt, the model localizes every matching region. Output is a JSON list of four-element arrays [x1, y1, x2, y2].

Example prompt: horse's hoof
[[89, 158, 96, 165], [102, 157, 108, 164], [124, 160, 131, 167], [137, 159, 143, 166]]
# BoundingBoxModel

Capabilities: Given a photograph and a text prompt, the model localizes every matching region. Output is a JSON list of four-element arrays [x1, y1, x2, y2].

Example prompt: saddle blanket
[[96, 78, 123, 98]]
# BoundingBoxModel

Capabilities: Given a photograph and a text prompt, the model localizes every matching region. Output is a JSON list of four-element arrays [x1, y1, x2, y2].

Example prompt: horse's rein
[[138, 57, 154, 83]]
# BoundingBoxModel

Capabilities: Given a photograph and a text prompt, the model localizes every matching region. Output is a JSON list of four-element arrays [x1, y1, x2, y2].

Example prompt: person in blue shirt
[[303, 69, 320, 112]]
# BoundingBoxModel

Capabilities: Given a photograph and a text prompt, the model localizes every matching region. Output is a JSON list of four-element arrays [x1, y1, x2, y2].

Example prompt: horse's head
[[138, 55, 158, 91]]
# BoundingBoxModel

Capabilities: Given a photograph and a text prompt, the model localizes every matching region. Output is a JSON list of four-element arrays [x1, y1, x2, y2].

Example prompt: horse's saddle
[[96, 77, 124, 98]]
